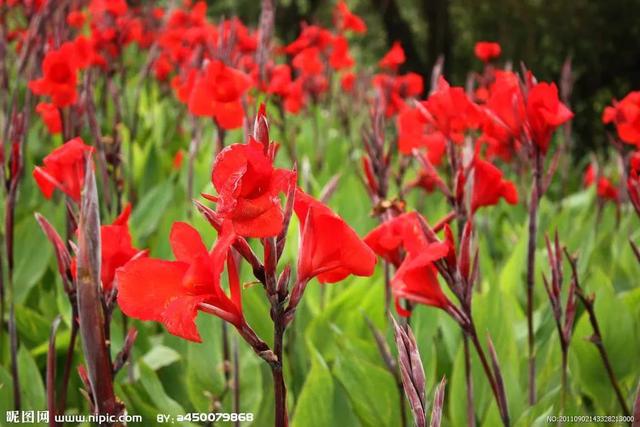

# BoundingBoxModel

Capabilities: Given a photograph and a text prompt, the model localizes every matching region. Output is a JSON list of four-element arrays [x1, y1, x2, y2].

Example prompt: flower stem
[[526, 148, 543, 405], [468, 324, 510, 427]]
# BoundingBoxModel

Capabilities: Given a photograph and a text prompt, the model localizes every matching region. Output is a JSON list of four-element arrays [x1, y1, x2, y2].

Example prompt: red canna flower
[[209, 140, 294, 238], [602, 91, 640, 147], [423, 77, 482, 143], [294, 188, 376, 283], [583, 164, 596, 187], [334, 0, 367, 34], [525, 81, 573, 153], [35, 102, 62, 134], [379, 41, 405, 71], [329, 36, 354, 70], [471, 157, 518, 212], [172, 150, 184, 170], [597, 177, 619, 202], [391, 242, 452, 315], [396, 106, 446, 162], [365, 212, 430, 268], [188, 60, 252, 130], [474, 41, 501, 63], [66, 10, 86, 28], [117, 222, 243, 343], [33, 137, 94, 202], [292, 47, 324, 76], [70, 204, 143, 292], [584, 164, 619, 202], [341, 72, 356, 92], [28, 43, 80, 107]]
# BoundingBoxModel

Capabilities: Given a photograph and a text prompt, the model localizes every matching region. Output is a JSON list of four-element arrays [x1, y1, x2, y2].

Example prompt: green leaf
[[130, 182, 175, 243], [141, 345, 181, 371], [13, 217, 53, 304], [138, 361, 186, 417], [18, 346, 45, 411], [291, 352, 334, 427], [333, 354, 399, 427]]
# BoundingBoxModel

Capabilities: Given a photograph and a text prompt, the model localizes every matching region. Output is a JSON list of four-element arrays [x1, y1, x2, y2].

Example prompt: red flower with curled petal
[[209, 140, 294, 238], [35, 102, 61, 134], [391, 242, 452, 315], [474, 41, 501, 63], [117, 222, 243, 342], [471, 157, 518, 212], [379, 41, 405, 71], [294, 188, 376, 284], [525, 81, 573, 153], [33, 137, 94, 202]]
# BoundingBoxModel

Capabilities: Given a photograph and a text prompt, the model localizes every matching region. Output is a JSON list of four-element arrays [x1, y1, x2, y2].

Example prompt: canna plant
[[115, 106, 377, 427]]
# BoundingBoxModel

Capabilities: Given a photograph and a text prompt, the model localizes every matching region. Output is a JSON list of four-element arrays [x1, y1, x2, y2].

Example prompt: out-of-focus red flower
[[117, 222, 243, 342], [525, 81, 573, 153], [209, 140, 294, 238], [292, 47, 324, 76], [294, 188, 376, 284], [474, 41, 501, 63], [71, 204, 143, 292], [379, 41, 405, 71], [597, 177, 619, 202], [603, 91, 640, 147], [584, 164, 619, 202], [329, 36, 354, 70], [630, 151, 640, 174], [334, 0, 367, 34], [423, 77, 482, 143], [89, 0, 127, 17], [35, 102, 61, 134], [172, 150, 184, 170], [407, 158, 448, 195], [628, 169, 640, 214], [285, 24, 333, 55], [482, 71, 525, 145], [583, 164, 596, 187], [33, 137, 94, 202], [188, 60, 252, 130], [373, 72, 423, 117], [66, 10, 86, 28], [396, 106, 446, 162], [471, 157, 518, 212], [284, 78, 305, 114], [341, 72, 356, 92], [153, 54, 173, 81], [28, 43, 80, 107]]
